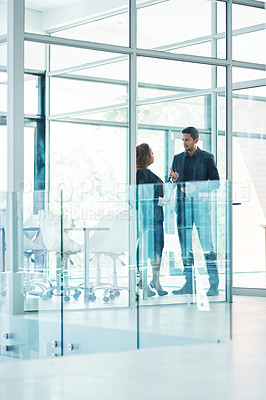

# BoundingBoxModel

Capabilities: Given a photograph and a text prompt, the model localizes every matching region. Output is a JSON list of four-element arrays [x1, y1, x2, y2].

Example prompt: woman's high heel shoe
[[137, 281, 156, 297], [150, 281, 168, 296]]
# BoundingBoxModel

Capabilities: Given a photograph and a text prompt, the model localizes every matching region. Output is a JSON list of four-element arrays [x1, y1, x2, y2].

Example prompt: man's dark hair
[[182, 126, 199, 140]]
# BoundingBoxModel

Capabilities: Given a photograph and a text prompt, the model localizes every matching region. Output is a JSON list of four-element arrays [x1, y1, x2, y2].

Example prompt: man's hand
[[170, 167, 179, 182]]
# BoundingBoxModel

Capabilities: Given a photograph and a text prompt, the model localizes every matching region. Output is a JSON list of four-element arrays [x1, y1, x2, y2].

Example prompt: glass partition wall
[[0, 0, 265, 360]]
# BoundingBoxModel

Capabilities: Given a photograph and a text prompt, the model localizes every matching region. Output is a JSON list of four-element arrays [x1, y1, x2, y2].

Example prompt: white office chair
[[38, 210, 83, 301], [87, 210, 129, 303], [23, 235, 51, 298], [23, 214, 55, 299]]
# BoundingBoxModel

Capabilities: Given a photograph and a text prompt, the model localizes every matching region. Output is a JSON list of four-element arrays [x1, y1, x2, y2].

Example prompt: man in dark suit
[[170, 126, 220, 296]]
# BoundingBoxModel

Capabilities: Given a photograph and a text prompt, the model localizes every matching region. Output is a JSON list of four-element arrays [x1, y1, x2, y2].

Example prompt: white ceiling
[[25, 0, 77, 12]]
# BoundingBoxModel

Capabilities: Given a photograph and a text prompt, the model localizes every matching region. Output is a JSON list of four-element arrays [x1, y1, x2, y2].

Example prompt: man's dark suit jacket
[[171, 147, 220, 183], [171, 148, 220, 209]]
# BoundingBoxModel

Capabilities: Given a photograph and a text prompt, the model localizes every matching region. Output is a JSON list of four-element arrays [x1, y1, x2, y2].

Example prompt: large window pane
[[137, 0, 226, 58], [232, 4, 266, 64], [137, 57, 225, 131], [49, 47, 129, 122], [50, 77, 127, 119], [25, 0, 129, 47], [50, 122, 127, 215], [50, 45, 128, 80], [24, 42, 46, 71]]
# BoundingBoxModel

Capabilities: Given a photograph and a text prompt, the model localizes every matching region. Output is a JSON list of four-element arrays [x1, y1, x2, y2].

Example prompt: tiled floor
[[0, 296, 266, 399]]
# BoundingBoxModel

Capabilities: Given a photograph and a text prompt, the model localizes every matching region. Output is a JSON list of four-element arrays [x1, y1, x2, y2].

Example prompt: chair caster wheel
[[109, 293, 115, 300], [114, 290, 120, 297], [1, 290, 6, 297], [89, 294, 96, 301], [64, 296, 70, 302], [46, 292, 53, 299], [73, 290, 81, 300], [103, 296, 110, 303]]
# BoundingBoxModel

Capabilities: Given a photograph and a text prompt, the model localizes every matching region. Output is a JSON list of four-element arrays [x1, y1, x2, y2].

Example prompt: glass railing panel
[[136, 180, 231, 348], [0, 182, 232, 360], [60, 191, 137, 356], [0, 190, 63, 360]]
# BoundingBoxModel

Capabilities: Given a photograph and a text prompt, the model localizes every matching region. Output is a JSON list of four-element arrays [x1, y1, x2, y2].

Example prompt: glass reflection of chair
[[87, 211, 129, 303], [38, 210, 83, 302], [23, 216, 51, 299]]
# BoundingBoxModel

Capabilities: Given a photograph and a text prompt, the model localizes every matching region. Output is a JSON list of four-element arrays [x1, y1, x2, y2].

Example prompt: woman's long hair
[[136, 143, 151, 171]]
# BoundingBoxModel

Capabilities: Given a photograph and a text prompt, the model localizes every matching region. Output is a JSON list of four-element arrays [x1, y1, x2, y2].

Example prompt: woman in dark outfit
[[136, 143, 168, 296]]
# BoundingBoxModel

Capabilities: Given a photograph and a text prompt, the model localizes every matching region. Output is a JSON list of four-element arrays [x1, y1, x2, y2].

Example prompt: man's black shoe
[[172, 283, 194, 295], [206, 285, 219, 296]]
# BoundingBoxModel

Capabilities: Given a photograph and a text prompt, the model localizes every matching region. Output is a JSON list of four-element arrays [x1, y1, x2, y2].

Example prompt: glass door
[[232, 3, 266, 292], [232, 72, 266, 291]]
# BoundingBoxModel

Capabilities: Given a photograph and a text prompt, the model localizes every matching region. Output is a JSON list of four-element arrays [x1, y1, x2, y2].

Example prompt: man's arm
[[168, 156, 179, 182], [186, 153, 220, 195], [207, 154, 220, 181], [205, 153, 220, 191]]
